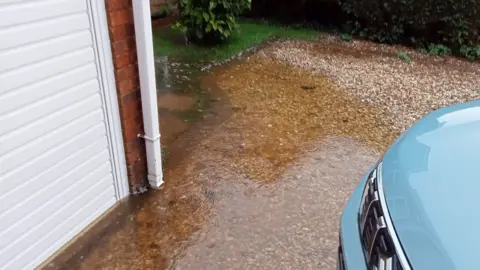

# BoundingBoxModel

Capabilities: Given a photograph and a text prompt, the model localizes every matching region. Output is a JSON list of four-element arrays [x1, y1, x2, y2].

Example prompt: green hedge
[[251, 0, 480, 59], [341, 0, 480, 56], [250, 0, 344, 24]]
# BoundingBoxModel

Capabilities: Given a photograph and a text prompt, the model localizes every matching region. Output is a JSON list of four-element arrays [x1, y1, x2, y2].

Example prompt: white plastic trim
[[132, 0, 164, 190], [86, 0, 130, 199]]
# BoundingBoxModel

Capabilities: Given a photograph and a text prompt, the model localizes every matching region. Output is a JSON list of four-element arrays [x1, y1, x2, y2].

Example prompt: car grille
[[358, 167, 405, 270]]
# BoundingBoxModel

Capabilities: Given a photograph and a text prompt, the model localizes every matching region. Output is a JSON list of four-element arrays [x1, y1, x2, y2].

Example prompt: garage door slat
[[0, 47, 94, 95], [27, 192, 117, 270], [0, 63, 97, 116], [0, 124, 107, 192], [0, 13, 90, 51], [0, 177, 115, 269], [0, 30, 93, 73], [0, 79, 100, 136], [0, 161, 112, 249], [0, 139, 109, 219], [27, 195, 117, 270], [0, 94, 102, 154], [0, 110, 103, 172], [0, 0, 87, 28]]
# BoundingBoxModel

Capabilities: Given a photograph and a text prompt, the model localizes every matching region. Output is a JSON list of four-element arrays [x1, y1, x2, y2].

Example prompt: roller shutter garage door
[[0, 1, 128, 269]]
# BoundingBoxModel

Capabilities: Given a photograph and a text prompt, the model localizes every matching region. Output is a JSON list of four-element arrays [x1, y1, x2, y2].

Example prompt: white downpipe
[[132, 1, 163, 189]]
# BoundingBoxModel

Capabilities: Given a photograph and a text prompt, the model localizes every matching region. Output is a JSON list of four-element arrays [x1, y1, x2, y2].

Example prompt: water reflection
[[156, 56, 171, 90]]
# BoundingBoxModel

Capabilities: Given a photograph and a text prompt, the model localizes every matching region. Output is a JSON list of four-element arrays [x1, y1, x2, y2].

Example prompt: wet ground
[[45, 42, 400, 270], [155, 56, 208, 145]]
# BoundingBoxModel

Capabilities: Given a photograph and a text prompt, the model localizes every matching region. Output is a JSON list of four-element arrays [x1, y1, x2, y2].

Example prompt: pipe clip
[[137, 133, 161, 142]]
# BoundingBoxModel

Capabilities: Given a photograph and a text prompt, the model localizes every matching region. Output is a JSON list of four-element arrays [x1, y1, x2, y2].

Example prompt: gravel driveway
[[48, 37, 479, 270], [264, 37, 480, 133], [174, 137, 378, 270]]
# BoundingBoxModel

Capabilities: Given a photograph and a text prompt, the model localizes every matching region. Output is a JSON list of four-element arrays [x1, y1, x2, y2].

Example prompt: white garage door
[[0, 1, 129, 269]]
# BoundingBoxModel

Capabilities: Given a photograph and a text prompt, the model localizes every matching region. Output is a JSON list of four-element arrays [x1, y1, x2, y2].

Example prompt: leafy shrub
[[250, 0, 480, 59], [460, 45, 480, 60], [340, 0, 480, 56], [396, 51, 411, 63], [426, 44, 452, 56], [173, 0, 251, 44], [341, 33, 352, 42]]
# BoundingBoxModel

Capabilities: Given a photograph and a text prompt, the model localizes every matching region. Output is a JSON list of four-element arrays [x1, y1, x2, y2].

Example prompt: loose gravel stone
[[260, 37, 480, 133]]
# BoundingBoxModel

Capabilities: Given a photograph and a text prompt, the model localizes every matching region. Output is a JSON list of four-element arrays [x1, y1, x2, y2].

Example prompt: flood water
[[45, 48, 398, 270], [155, 56, 208, 146]]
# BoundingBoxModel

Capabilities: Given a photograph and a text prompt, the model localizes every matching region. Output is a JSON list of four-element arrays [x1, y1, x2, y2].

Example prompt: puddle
[[158, 93, 197, 111], [158, 113, 189, 145], [155, 56, 206, 94], [45, 51, 398, 270], [154, 56, 213, 148]]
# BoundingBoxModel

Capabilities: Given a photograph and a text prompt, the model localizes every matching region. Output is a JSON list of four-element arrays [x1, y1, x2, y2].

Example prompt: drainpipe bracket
[[137, 133, 161, 142]]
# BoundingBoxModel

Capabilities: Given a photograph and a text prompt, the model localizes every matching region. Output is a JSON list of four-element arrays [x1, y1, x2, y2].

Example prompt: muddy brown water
[[45, 52, 398, 270]]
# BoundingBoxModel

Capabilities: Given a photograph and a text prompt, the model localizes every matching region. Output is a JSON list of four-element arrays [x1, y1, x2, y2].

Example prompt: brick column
[[105, 0, 148, 193]]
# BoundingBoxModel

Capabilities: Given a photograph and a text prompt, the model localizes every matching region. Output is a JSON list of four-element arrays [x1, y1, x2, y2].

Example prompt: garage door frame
[[86, 0, 130, 200]]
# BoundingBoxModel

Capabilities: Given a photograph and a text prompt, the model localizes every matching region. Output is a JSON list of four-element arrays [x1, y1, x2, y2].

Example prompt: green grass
[[152, 19, 318, 61], [161, 145, 169, 164], [340, 33, 352, 42], [396, 51, 412, 63]]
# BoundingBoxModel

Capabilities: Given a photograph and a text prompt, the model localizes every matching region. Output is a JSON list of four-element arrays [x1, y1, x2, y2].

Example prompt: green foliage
[[173, 0, 251, 44], [340, 0, 480, 57], [249, 0, 480, 60], [341, 33, 352, 42], [426, 44, 452, 56], [161, 145, 169, 164], [460, 45, 480, 60], [154, 20, 318, 61], [396, 51, 411, 63], [160, 5, 174, 17]]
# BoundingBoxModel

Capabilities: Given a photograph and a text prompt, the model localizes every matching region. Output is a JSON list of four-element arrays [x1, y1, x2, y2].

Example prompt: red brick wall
[[105, 0, 147, 193]]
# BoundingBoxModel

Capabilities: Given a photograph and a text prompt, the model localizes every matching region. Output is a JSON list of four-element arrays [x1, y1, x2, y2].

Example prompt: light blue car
[[338, 100, 480, 270]]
